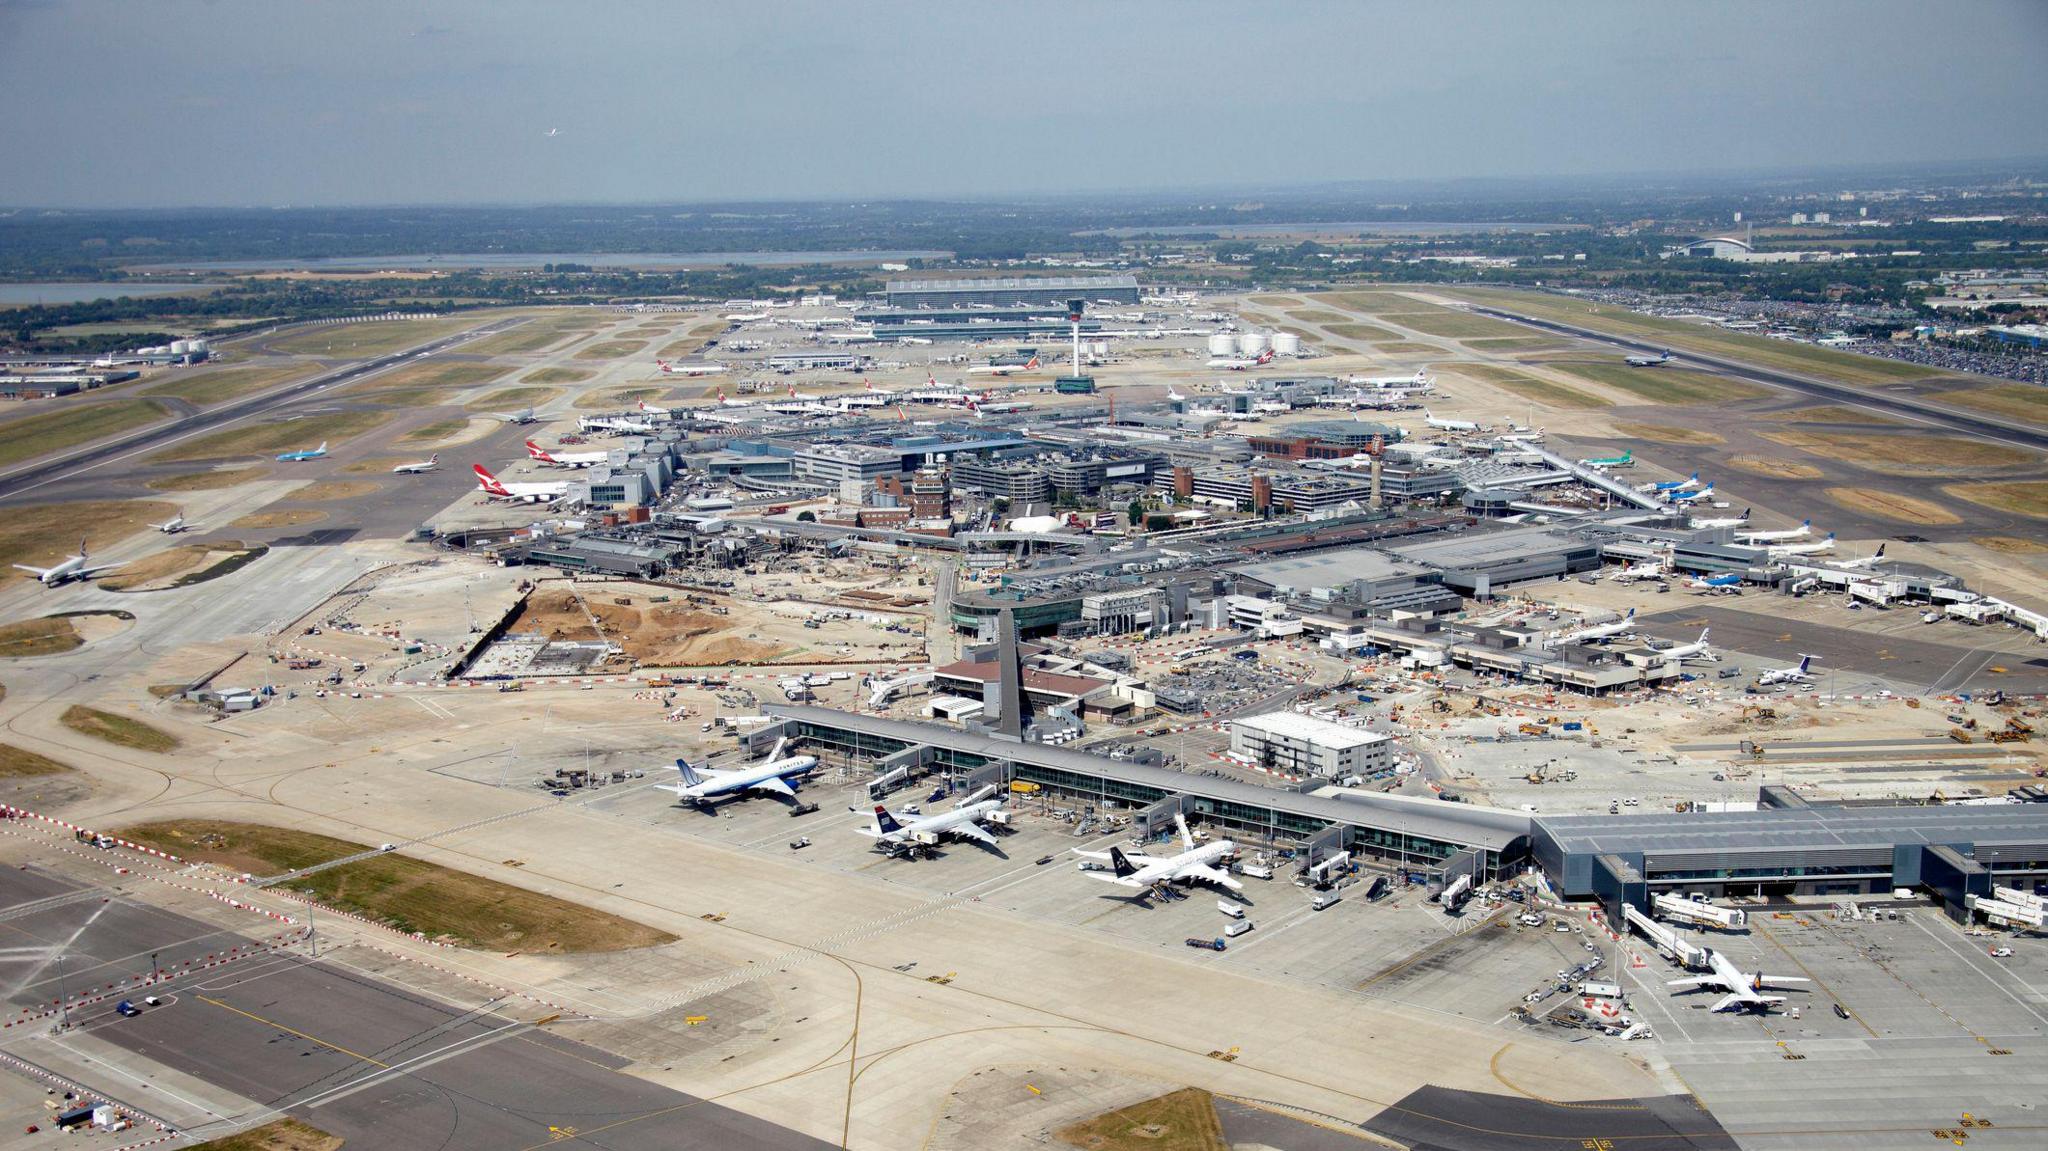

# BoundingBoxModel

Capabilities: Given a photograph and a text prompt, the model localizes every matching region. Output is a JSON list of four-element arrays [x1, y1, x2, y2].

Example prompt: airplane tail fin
[[872, 805, 902, 836], [472, 464, 509, 495], [427, 454, 438, 465], [1174, 811, 1195, 850], [1108, 846, 1139, 878], [1025, 356, 1040, 368], [1699, 627, 1710, 644], [1796, 655, 1813, 674], [316, 442, 326, 454], [676, 758, 703, 787]]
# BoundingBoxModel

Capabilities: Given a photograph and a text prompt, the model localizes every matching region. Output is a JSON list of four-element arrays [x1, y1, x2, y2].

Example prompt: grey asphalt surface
[[1638, 605, 2048, 695], [0, 869, 828, 1150], [1362, 1085, 1738, 1151]]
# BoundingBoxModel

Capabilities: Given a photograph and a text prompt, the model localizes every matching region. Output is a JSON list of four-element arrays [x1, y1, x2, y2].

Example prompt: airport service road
[[0, 317, 526, 503], [1638, 604, 2048, 696], [1462, 300, 2048, 454]]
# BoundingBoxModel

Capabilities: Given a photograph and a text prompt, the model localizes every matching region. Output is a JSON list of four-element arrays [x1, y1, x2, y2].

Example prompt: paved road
[[1463, 299, 2048, 453], [0, 317, 525, 504]]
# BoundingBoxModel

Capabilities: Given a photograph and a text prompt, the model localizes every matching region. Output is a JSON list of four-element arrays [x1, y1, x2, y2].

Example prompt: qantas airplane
[[654, 359, 726, 376], [472, 464, 569, 503], [391, 454, 440, 474], [526, 440, 610, 468]]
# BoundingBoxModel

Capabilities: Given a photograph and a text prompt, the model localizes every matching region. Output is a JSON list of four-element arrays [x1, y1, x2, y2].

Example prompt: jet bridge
[[1531, 446, 1667, 511]]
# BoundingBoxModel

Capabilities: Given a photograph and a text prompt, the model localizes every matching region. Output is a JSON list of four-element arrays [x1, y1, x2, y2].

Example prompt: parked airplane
[[658, 738, 818, 805], [1755, 655, 1818, 686], [1074, 814, 1241, 893], [968, 356, 1041, 376], [526, 440, 610, 468], [1834, 544, 1888, 570], [655, 359, 725, 376], [1660, 628, 1716, 662], [1579, 450, 1633, 468], [490, 407, 536, 425], [390, 454, 439, 474], [1552, 608, 1637, 645], [1613, 557, 1668, 583], [1668, 484, 1715, 504], [1207, 349, 1275, 371], [13, 539, 122, 586], [1345, 369, 1431, 389], [1669, 948, 1808, 1013], [1625, 350, 1674, 367], [150, 514, 187, 533], [1767, 532, 1837, 558], [471, 464, 569, 503], [1734, 518, 1812, 543], [1650, 471, 1702, 493], [275, 441, 327, 462], [579, 415, 656, 435], [1424, 409, 1482, 433], [862, 379, 896, 399], [1686, 572, 1744, 593], [1690, 507, 1751, 530], [857, 799, 1005, 850], [636, 400, 675, 419]]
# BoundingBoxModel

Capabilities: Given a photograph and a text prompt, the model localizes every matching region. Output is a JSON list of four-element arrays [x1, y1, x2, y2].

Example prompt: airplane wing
[[1708, 993, 1747, 1013], [11, 565, 51, 576], [1083, 872, 1144, 888], [1182, 865, 1243, 891], [1072, 849, 1156, 864], [951, 822, 996, 846], [1761, 976, 1811, 985], [746, 775, 797, 798], [1667, 977, 1714, 990]]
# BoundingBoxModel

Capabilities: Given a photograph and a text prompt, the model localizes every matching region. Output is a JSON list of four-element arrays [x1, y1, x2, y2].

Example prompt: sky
[[2, 0, 2045, 208]]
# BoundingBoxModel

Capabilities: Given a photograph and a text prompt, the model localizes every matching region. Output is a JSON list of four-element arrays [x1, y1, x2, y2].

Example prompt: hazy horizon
[[4, 0, 2045, 209]]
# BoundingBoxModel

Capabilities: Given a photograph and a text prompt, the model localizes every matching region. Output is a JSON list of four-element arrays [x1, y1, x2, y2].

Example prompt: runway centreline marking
[[194, 993, 390, 1068]]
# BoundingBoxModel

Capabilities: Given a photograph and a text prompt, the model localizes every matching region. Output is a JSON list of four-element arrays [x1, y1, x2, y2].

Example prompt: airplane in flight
[[1552, 608, 1637, 645], [526, 440, 610, 468], [150, 514, 188, 534], [391, 454, 439, 474], [1834, 544, 1888, 570], [1735, 518, 1812, 543], [1625, 350, 1673, 367], [1206, 349, 1275, 371], [1649, 471, 1703, 493], [655, 359, 726, 376], [1579, 450, 1633, 469], [1767, 532, 1837, 558], [1669, 948, 1809, 1013], [1690, 507, 1751, 530], [1074, 813, 1242, 894], [968, 355, 1042, 377], [1668, 485, 1716, 504], [857, 798, 1006, 851], [544, 127, 560, 138], [1755, 655, 1818, 687], [659, 738, 818, 806], [579, 415, 656, 435], [1659, 628, 1716, 662], [1424, 409, 1482, 433], [471, 464, 569, 503], [1686, 572, 1744, 594], [276, 441, 327, 462], [13, 539, 123, 586]]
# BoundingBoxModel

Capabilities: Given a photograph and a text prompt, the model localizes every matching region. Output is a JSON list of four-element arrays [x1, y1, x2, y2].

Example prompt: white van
[[1217, 900, 1246, 919], [1225, 919, 1254, 938]]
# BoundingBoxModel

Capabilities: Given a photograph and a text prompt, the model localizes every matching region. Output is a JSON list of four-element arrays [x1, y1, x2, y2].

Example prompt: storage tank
[[1207, 333, 1238, 357], [1272, 332, 1302, 357], [1090, 341, 1109, 358], [169, 340, 192, 356], [189, 338, 211, 353], [1237, 333, 1270, 358]]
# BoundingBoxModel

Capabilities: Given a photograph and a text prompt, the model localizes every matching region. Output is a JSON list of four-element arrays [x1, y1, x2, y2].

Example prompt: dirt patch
[[1322, 322, 1403, 343], [1946, 384, 2048, 427], [154, 410, 392, 463], [1375, 342, 1441, 353], [146, 467, 268, 491], [1552, 362, 1768, 404], [0, 399, 167, 470], [572, 338, 649, 361], [1977, 536, 2048, 555], [117, 820, 676, 952], [143, 363, 314, 407], [1726, 455, 1824, 480], [60, 705, 179, 753], [398, 417, 473, 444], [505, 586, 803, 666], [231, 508, 329, 530], [187, 1118, 342, 1151], [472, 384, 567, 410], [1825, 487, 1961, 526], [287, 480, 379, 502], [654, 318, 735, 360], [518, 367, 591, 384], [1285, 309, 1349, 325], [0, 499, 179, 571], [574, 386, 666, 410], [1765, 405, 1906, 426], [0, 616, 83, 657], [1611, 422, 1725, 446], [0, 743, 72, 778], [1946, 481, 2048, 519], [1056, 1088, 1225, 1151], [1761, 430, 2036, 474], [343, 361, 508, 399], [1451, 365, 1608, 409], [98, 543, 265, 591]]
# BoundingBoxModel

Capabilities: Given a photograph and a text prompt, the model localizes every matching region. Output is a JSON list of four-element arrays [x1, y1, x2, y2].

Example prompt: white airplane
[[1690, 507, 1751, 530], [1626, 349, 1674, 367], [1735, 518, 1811, 543], [1553, 608, 1637, 645], [968, 355, 1042, 376], [491, 407, 536, 425], [1669, 948, 1808, 1013], [1346, 369, 1431, 389], [471, 464, 569, 503], [1612, 557, 1667, 583], [13, 539, 123, 586], [857, 799, 1005, 850], [390, 454, 439, 474], [579, 415, 656, 435], [544, 127, 560, 138], [1166, 385, 1186, 403], [861, 378, 896, 399], [658, 738, 818, 805], [1074, 814, 1241, 893], [1756, 654, 1818, 686], [655, 359, 726, 376], [1834, 543, 1888, 570], [1648, 471, 1701, 494], [1686, 573, 1744, 594], [1660, 628, 1716, 662], [690, 407, 755, 427], [1767, 532, 1837, 558], [1206, 349, 1275, 371], [526, 440, 610, 468], [713, 388, 762, 408], [150, 514, 188, 533], [1424, 409, 1482, 433], [1668, 485, 1716, 505], [636, 400, 676, 419]]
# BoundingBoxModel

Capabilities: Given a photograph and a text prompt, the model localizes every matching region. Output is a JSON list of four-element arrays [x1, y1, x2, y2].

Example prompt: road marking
[[305, 1021, 523, 1109], [195, 993, 389, 1067], [1907, 912, 2048, 1030]]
